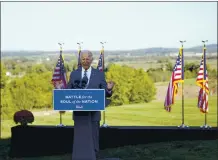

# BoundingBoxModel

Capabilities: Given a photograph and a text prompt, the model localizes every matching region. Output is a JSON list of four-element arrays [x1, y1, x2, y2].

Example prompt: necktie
[[82, 70, 88, 88], [83, 70, 88, 81]]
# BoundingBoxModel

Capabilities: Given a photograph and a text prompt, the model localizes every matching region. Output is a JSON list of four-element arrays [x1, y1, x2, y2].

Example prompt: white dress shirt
[[81, 66, 112, 93]]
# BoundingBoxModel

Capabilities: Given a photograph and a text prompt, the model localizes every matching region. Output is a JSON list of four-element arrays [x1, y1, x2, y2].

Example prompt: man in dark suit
[[67, 50, 114, 158]]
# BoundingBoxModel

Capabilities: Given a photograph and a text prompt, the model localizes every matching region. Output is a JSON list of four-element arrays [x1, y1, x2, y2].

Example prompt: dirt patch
[[32, 110, 58, 116], [155, 85, 200, 101]]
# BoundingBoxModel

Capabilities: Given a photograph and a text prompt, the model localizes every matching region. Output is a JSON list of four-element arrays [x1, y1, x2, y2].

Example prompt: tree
[[1, 62, 7, 89], [130, 69, 156, 103], [1, 87, 15, 119], [106, 64, 156, 106], [165, 62, 173, 71]]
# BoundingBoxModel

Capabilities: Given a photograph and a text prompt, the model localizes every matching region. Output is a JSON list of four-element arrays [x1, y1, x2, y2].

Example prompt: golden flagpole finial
[[202, 40, 208, 50], [179, 40, 186, 48], [100, 41, 106, 48], [58, 43, 64, 54], [179, 40, 186, 56], [100, 42, 106, 53], [202, 40, 208, 44], [58, 43, 64, 49], [77, 42, 83, 51]]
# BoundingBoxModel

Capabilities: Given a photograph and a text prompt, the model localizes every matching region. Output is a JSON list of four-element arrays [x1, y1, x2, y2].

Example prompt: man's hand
[[107, 81, 115, 90]]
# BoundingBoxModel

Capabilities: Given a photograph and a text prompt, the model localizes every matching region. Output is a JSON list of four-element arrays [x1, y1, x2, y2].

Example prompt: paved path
[[32, 110, 59, 116]]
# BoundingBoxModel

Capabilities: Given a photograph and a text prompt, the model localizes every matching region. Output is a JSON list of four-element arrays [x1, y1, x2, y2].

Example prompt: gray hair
[[80, 50, 93, 60]]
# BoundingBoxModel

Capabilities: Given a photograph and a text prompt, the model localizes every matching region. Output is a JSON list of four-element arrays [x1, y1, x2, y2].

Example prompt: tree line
[[1, 59, 217, 120], [147, 61, 217, 86], [1, 61, 156, 120]]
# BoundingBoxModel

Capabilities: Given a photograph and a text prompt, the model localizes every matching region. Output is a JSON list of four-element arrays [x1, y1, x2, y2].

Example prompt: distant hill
[[1, 44, 217, 57], [111, 44, 217, 55], [185, 44, 217, 53]]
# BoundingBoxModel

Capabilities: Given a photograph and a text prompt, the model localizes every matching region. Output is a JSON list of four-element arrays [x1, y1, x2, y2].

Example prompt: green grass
[[0, 81, 217, 160], [0, 139, 217, 160], [1, 95, 217, 139]]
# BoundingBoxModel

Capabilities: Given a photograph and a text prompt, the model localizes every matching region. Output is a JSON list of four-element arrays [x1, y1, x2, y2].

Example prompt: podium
[[53, 89, 105, 160]]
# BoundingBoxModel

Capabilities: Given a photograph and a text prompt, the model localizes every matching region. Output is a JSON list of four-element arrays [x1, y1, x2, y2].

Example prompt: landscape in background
[[1, 44, 217, 139], [1, 2, 217, 160]]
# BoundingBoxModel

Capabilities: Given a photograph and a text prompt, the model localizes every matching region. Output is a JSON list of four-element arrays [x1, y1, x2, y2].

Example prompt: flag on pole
[[97, 48, 104, 71], [164, 48, 183, 111], [77, 47, 82, 68], [196, 52, 209, 113], [98, 45, 109, 127], [51, 53, 68, 89]]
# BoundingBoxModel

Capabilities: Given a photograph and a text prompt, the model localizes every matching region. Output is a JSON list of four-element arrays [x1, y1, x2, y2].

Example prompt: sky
[[1, 2, 217, 51]]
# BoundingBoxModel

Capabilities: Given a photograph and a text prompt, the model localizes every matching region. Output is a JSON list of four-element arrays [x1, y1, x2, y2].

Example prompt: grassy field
[[0, 78, 217, 160], [1, 78, 217, 138], [116, 58, 217, 70], [1, 95, 217, 139]]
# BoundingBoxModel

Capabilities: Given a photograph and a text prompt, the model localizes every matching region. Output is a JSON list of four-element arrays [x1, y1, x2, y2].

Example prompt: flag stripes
[[164, 48, 183, 112], [97, 49, 104, 71], [77, 48, 82, 68], [196, 50, 209, 113], [51, 53, 67, 89]]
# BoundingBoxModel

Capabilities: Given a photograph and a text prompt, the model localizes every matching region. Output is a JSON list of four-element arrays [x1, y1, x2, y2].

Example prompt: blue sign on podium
[[53, 89, 105, 111]]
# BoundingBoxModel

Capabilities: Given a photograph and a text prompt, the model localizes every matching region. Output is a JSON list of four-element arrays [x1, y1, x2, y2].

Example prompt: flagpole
[[57, 42, 65, 127], [77, 42, 83, 68], [201, 40, 211, 129], [178, 40, 188, 128], [100, 41, 108, 128]]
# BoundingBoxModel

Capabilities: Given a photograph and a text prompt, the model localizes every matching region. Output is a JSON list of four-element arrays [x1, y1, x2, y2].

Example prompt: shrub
[[13, 110, 34, 126]]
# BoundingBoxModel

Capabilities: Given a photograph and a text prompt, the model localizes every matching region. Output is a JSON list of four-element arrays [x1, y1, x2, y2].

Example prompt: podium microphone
[[73, 80, 81, 89], [81, 80, 87, 89], [81, 76, 88, 89]]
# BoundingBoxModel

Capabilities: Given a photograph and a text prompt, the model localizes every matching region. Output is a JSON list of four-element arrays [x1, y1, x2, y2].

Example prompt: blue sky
[[1, 2, 217, 51]]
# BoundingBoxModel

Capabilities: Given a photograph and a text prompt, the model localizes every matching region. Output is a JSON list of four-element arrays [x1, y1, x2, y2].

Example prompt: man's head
[[80, 50, 93, 70]]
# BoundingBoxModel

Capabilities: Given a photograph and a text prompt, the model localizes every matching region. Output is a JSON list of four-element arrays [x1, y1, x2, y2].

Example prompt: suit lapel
[[76, 67, 82, 81], [87, 67, 96, 89]]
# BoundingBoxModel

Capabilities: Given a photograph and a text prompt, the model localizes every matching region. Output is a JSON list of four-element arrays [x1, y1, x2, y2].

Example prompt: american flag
[[164, 48, 184, 112], [196, 49, 209, 113], [77, 48, 82, 68], [97, 49, 104, 71], [51, 53, 67, 89]]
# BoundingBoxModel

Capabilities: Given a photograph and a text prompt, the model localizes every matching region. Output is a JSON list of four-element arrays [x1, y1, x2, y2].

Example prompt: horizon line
[[1, 43, 217, 52]]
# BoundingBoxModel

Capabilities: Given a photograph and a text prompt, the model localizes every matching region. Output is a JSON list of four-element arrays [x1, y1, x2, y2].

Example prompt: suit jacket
[[67, 66, 112, 121]]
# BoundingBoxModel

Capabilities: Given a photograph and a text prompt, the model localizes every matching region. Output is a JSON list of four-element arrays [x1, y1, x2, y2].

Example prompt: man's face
[[81, 53, 92, 70]]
